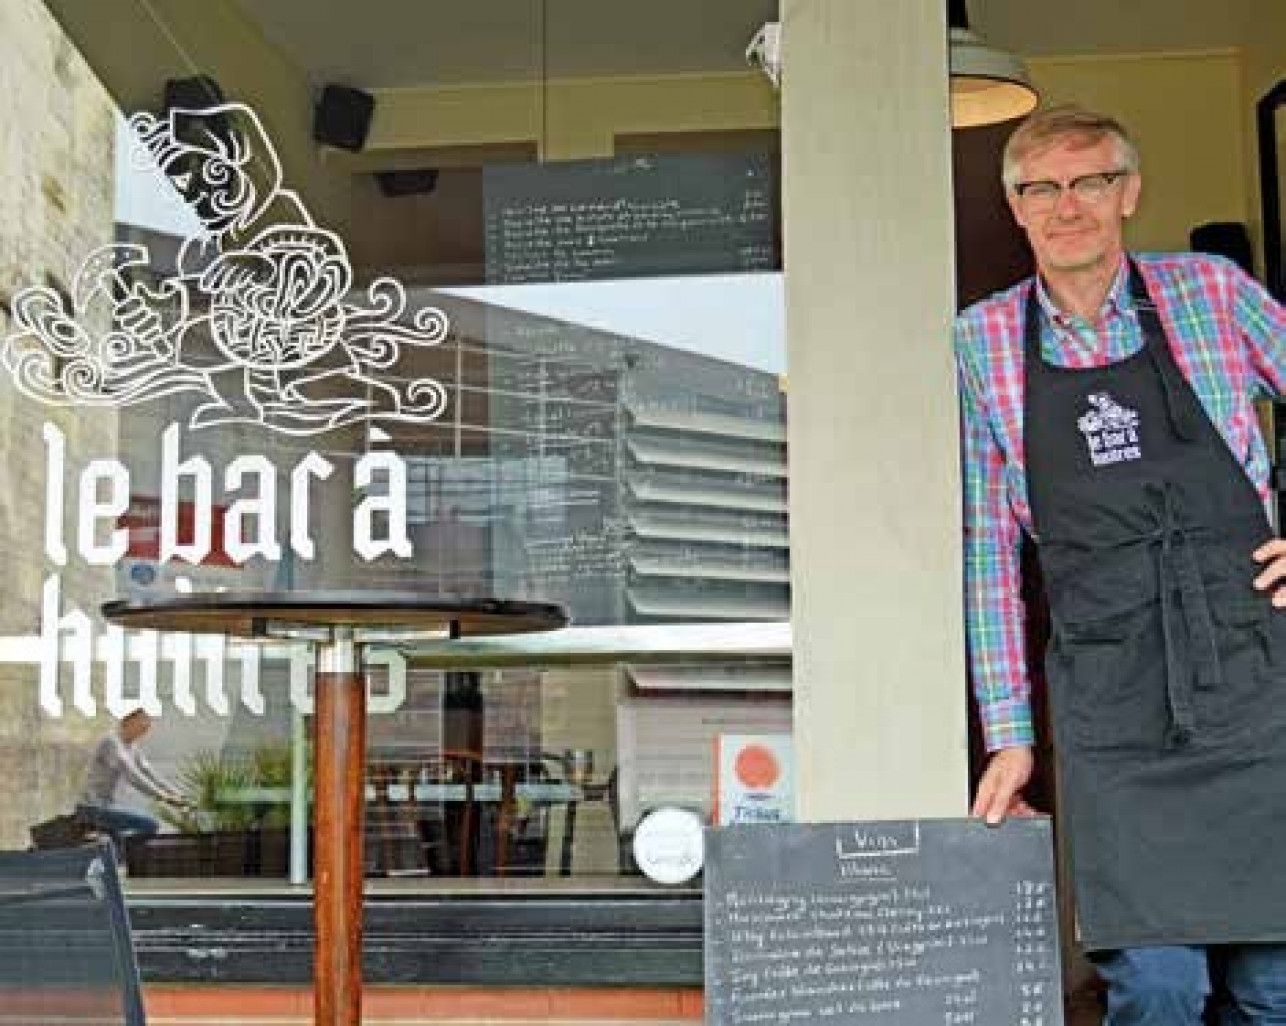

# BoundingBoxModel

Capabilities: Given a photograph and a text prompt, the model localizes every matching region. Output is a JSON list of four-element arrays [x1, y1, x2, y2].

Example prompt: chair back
[[0, 839, 146, 1024]]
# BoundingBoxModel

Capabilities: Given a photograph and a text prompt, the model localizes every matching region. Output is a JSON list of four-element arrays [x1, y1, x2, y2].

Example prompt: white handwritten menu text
[[483, 153, 775, 284], [704, 819, 1062, 1026]]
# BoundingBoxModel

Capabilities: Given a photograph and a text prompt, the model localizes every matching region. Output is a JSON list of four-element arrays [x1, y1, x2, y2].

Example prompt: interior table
[[100, 590, 567, 1026]]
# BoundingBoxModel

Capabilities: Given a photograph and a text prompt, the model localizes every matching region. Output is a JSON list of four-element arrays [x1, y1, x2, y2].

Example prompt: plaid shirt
[[955, 253, 1286, 751]]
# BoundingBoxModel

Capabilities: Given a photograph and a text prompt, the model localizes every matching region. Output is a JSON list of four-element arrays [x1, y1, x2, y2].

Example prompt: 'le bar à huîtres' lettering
[[35, 421, 413, 719]]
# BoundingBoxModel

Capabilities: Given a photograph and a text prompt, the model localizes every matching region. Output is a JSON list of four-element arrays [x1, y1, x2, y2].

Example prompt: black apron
[[1025, 261, 1286, 952]]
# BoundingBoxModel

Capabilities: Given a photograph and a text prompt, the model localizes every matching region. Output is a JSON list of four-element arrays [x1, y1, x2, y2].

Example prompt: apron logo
[[1078, 392, 1142, 467]]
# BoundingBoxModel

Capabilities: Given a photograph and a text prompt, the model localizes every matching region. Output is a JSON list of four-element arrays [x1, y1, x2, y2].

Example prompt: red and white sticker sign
[[713, 733, 794, 826]]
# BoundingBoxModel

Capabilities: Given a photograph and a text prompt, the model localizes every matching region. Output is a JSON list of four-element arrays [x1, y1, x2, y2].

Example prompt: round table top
[[100, 590, 568, 641]]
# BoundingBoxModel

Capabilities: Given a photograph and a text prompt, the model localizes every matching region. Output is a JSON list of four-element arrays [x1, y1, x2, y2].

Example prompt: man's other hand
[[971, 745, 1035, 826], [1253, 538, 1286, 607]]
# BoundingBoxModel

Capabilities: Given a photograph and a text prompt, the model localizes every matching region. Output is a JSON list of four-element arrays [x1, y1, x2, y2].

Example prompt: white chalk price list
[[1012, 880, 1056, 1026], [708, 880, 1060, 1026]]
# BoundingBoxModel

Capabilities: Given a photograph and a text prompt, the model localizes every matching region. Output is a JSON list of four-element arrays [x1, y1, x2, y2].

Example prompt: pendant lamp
[[948, 0, 1038, 128]]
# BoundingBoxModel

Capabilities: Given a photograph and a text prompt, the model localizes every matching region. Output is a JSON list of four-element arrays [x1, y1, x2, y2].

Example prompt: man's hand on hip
[[971, 745, 1035, 826], [1253, 538, 1286, 607]]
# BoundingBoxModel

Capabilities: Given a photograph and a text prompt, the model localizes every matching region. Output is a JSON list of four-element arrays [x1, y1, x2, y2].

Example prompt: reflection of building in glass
[[394, 292, 790, 627], [622, 377, 789, 623]]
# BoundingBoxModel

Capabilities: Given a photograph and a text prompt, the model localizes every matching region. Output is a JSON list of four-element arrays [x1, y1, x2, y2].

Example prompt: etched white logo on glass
[[3, 103, 449, 437], [0, 102, 445, 717]]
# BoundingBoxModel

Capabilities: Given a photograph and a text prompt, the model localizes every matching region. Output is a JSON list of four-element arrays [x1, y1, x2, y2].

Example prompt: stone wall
[[0, 0, 120, 845]]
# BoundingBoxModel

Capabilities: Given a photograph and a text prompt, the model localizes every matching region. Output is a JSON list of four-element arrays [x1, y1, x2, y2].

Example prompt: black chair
[[0, 839, 146, 1025]]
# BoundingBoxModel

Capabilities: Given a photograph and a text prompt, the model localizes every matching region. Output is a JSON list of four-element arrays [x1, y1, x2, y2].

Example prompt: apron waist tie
[[1147, 483, 1222, 746]]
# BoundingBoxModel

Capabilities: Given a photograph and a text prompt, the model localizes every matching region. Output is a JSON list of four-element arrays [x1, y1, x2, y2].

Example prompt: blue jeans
[[1095, 945, 1286, 1025], [75, 803, 159, 851]]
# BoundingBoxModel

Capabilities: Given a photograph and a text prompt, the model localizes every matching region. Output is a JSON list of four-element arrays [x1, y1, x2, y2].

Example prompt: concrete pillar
[[782, 0, 967, 821]]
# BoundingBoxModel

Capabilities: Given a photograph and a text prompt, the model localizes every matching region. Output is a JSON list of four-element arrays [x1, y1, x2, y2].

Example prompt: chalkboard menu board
[[704, 818, 1062, 1026], [483, 153, 775, 283]]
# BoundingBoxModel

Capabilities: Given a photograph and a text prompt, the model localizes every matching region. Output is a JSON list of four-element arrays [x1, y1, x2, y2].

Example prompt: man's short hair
[[1001, 105, 1140, 189], [119, 708, 151, 726]]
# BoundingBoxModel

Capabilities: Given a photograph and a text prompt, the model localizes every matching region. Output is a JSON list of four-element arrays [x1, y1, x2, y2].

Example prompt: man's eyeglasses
[[1012, 170, 1131, 211]]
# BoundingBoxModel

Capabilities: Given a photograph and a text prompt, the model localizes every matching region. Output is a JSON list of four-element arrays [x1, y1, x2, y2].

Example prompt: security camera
[[746, 22, 781, 89]]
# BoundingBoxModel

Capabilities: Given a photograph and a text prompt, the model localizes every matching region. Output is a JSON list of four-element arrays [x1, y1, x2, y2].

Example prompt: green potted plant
[[246, 741, 297, 875], [159, 750, 258, 833], [135, 744, 298, 877]]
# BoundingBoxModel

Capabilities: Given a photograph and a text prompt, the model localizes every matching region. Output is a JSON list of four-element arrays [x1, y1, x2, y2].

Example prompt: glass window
[[5, 0, 788, 890]]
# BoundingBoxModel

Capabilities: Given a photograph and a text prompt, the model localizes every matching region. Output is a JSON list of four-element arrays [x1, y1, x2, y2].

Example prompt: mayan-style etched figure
[[4, 103, 449, 436]]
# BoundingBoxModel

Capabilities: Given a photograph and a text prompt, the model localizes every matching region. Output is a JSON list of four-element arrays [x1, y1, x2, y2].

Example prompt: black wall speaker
[[313, 84, 375, 152], [161, 75, 232, 219], [163, 75, 225, 113], [374, 168, 440, 198], [163, 75, 231, 146], [1190, 221, 1255, 276]]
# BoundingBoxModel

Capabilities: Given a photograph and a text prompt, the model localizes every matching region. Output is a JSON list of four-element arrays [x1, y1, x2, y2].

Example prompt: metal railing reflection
[[394, 621, 791, 668]]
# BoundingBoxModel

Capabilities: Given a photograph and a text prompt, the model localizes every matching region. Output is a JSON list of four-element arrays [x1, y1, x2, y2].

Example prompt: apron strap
[[1128, 263, 1222, 743], [1127, 261, 1203, 442]]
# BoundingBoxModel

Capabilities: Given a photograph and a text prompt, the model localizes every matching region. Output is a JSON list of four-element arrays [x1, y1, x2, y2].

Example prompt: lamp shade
[[949, 26, 1038, 128]]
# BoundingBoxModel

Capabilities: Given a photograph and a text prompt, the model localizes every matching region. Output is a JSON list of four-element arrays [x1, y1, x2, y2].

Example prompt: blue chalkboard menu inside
[[483, 153, 775, 283]]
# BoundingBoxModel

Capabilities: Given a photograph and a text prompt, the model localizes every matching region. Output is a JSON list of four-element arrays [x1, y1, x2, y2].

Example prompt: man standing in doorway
[[956, 105, 1286, 1023], [76, 708, 189, 856]]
